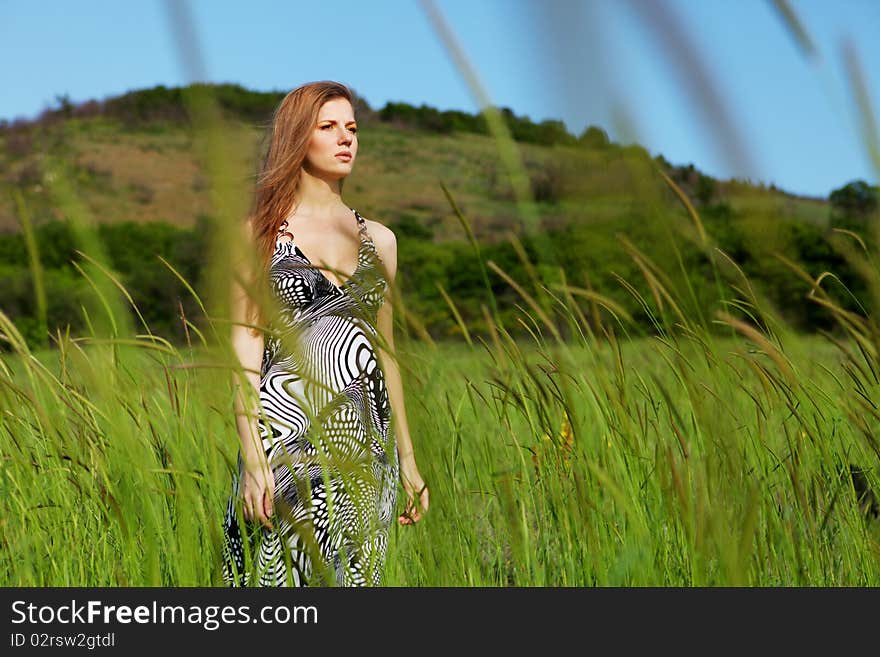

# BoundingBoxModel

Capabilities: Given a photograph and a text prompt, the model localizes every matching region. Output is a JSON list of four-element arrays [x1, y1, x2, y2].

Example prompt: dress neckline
[[275, 207, 367, 291]]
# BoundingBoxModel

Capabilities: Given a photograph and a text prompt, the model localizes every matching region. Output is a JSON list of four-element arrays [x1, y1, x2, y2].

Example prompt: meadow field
[[2, 273, 879, 586]]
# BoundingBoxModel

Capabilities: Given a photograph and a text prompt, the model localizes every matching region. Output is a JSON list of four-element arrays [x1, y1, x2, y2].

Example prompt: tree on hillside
[[577, 125, 610, 149], [695, 173, 716, 206], [829, 179, 879, 236]]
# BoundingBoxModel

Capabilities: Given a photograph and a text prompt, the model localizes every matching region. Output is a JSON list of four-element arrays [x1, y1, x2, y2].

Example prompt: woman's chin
[[305, 167, 351, 182]]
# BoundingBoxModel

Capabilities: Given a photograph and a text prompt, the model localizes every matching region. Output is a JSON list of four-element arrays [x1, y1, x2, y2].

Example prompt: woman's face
[[303, 97, 358, 180]]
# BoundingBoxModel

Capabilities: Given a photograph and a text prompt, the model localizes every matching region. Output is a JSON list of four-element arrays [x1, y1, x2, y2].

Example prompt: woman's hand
[[398, 456, 429, 525], [241, 454, 275, 530]]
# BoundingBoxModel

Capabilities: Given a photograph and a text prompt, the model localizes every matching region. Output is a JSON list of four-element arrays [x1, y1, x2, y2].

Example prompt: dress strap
[[353, 209, 370, 238]]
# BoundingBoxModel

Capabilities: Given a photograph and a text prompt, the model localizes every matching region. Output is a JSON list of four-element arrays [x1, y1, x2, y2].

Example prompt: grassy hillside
[[0, 85, 832, 241], [0, 84, 875, 349]]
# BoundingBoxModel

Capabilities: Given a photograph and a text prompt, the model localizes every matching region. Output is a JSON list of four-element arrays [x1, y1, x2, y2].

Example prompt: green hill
[[0, 82, 832, 237], [0, 83, 877, 348]]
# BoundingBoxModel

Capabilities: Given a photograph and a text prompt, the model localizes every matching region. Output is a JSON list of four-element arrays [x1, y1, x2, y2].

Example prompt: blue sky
[[2, 0, 878, 199]]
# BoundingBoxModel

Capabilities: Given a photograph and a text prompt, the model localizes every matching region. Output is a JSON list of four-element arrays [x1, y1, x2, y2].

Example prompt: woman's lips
[[336, 153, 352, 161]]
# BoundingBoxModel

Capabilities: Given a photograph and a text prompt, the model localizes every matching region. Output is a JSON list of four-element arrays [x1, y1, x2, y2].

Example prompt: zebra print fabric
[[221, 208, 399, 586]]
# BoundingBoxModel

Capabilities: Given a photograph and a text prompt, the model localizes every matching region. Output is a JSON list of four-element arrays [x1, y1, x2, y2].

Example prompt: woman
[[221, 81, 429, 586]]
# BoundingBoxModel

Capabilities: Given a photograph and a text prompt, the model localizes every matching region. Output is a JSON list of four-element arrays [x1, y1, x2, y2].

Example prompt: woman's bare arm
[[229, 219, 273, 527], [373, 224, 429, 524], [230, 219, 265, 465], [377, 296, 415, 461]]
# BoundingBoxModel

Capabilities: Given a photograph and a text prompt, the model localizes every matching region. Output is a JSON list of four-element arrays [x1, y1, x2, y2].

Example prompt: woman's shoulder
[[359, 214, 397, 252], [357, 213, 398, 279]]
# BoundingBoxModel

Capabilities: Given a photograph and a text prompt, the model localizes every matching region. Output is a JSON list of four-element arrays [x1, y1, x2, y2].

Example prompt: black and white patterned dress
[[221, 208, 398, 586]]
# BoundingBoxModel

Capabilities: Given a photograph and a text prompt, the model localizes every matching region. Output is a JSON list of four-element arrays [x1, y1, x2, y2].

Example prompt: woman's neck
[[295, 170, 347, 218]]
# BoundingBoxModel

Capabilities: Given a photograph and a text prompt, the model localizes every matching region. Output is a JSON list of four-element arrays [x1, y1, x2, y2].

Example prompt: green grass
[[2, 310, 879, 585]]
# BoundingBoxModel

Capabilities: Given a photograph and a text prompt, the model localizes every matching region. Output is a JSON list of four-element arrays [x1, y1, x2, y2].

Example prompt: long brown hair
[[243, 81, 354, 336]]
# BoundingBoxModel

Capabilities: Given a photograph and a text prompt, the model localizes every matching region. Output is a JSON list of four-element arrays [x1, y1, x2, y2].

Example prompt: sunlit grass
[[3, 301, 880, 585]]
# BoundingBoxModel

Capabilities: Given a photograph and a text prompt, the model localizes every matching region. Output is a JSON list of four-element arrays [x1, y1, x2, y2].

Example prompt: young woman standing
[[221, 81, 428, 586]]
